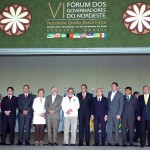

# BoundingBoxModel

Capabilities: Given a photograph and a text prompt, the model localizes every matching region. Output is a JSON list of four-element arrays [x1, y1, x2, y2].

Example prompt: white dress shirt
[[32, 97, 46, 124], [111, 91, 117, 101], [52, 95, 56, 103]]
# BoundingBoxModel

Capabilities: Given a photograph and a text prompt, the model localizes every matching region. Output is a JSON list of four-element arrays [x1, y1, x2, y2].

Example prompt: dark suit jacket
[[137, 94, 150, 120], [121, 95, 137, 120], [18, 94, 34, 115], [77, 92, 93, 118], [91, 96, 108, 120], [1, 95, 18, 117], [108, 91, 124, 116]]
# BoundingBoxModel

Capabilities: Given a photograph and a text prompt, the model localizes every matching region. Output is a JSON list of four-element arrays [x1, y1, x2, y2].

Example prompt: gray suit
[[45, 95, 62, 143], [107, 91, 124, 144]]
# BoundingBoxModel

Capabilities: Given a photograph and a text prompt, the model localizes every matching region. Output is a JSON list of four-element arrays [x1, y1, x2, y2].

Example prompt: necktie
[[8, 96, 11, 102], [82, 94, 85, 100], [127, 96, 130, 101], [25, 94, 28, 99], [144, 95, 148, 105], [68, 96, 72, 103]]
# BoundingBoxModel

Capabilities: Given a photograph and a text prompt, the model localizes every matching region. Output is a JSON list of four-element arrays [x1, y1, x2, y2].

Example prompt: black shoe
[[17, 141, 22, 145], [48, 143, 53, 146], [130, 143, 134, 146], [134, 139, 138, 143], [1, 142, 6, 145], [53, 142, 58, 146], [63, 144, 68, 146], [79, 143, 83, 146], [140, 145, 145, 147], [10, 143, 14, 145], [25, 141, 30, 145], [101, 143, 106, 146], [94, 143, 100, 146], [86, 143, 90, 146], [71, 144, 76, 146], [108, 143, 112, 146], [115, 143, 120, 146], [122, 144, 126, 147]]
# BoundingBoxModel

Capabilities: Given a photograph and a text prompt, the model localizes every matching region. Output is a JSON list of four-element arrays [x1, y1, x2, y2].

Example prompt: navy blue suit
[[18, 94, 34, 143], [91, 96, 108, 144], [137, 94, 150, 146], [1, 95, 18, 144], [77, 92, 93, 145]]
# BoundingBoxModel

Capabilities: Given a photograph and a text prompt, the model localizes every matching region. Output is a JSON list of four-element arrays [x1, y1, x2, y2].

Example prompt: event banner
[[0, 0, 150, 48]]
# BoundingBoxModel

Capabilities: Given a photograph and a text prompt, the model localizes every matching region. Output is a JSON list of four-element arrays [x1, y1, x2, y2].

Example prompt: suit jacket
[[1, 95, 18, 117], [121, 95, 137, 120], [137, 94, 150, 120], [108, 91, 124, 116], [18, 94, 34, 115], [45, 95, 63, 119], [77, 92, 93, 118], [91, 96, 108, 120]]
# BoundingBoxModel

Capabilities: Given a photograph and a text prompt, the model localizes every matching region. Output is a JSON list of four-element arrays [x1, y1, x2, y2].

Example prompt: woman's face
[[38, 90, 44, 97]]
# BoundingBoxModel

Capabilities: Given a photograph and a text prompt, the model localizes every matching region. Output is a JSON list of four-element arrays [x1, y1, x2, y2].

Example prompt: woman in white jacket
[[33, 89, 46, 145]]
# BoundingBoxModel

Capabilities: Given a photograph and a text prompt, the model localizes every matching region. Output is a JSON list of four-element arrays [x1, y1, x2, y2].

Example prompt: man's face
[[135, 93, 140, 99], [68, 89, 74, 96], [96, 89, 103, 97], [81, 86, 87, 93], [51, 87, 58, 96], [125, 89, 132, 95], [7, 88, 13, 96], [143, 87, 149, 94], [23, 86, 29, 93], [111, 84, 118, 92]]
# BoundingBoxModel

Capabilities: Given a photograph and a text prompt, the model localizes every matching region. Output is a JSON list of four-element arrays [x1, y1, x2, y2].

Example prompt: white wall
[[0, 55, 150, 97]]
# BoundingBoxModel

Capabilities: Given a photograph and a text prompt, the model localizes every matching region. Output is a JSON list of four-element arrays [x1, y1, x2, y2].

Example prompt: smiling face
[[96, 88, 103, 97], [67, 89, 74, 97], [51, 87, 58, 96], [81, 85, 87, 93], [23, 85, 29, 94], [7, 88, 13, 96], [111, 84, 118, 92], [143, 86, 149, 94]]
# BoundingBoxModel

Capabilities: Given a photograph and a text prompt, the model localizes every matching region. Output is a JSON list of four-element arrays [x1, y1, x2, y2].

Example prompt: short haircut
[[51, 86, 58, 90], [81, 84, 87, 89], [133, 91, 140, 96], [23, 85, 30, 89], [143, 85, 150, 90], [7, 87, 14, 91], [38, 88, 45, 94], [125, 86, 132, 91], [96, 88, 103, 92], [67, 87, 74, 92], [111, 82, 118, 87]]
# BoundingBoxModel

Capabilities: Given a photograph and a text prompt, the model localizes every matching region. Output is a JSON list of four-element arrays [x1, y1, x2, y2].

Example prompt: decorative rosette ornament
[[123, 2, 150, 35], [0, 4, 32, 36]]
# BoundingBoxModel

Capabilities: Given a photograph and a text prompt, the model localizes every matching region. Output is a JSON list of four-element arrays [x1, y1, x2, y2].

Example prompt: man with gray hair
[[45, 86, 63, 146], [137, 85, 150, 147]]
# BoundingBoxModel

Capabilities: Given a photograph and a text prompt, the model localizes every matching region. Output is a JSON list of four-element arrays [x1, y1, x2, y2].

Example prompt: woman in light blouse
[[33, 88, 46, 145]]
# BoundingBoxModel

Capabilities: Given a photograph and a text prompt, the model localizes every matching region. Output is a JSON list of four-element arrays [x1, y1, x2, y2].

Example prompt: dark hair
[[67, 87, 74, 92], [38, 88, 45, 94], [23, 85, 30, 89], [7, 87, 14, 91], [125, 86, 132, 91], [81, 84, 87, 89], [111, 82, 118, 87], [133, 91, 140, 96]]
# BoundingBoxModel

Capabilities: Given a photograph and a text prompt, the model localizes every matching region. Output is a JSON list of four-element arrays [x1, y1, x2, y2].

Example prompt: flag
[[47, 33, 54, 38], [81, 33, 87, 38], [73, 33, 81, 38], [93, 33, 100, 38], [69, 33, 73, 38], [54, 33, 60, 38], [60, 33, 67, 38], [100, 33, 107, 38], [86, 33, 94, 38]]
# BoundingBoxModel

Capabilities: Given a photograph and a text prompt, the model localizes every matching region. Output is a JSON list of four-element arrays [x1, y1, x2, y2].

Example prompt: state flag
[[47, 33, 54, 38], [54, 33, 60, 38], [100, 33, 107, 38], [73, 33, 81, 38], [60, 33, 67, 38], [86, 33, 94, 38], [69, 33, 73, 38]]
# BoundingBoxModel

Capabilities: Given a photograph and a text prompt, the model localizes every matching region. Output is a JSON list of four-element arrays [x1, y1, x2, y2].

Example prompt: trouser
[[140, 120, 150, 146], [46, 115, 59, 143], [1, 115, 16, 144], [134, 119, 141, 140], [121, 119, 134, 144], [107, 114, 120, 144], [34, 124, 45, 141], [64, 116, 78, 144], [94, 119, 106, 144], [18, 113, 32, 143], [0, 113, 2, 135], [79, 116, 90, 144]]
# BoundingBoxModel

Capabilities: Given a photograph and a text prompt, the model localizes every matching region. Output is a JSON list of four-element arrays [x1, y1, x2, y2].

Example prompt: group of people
[[0, 82, 150, 147]]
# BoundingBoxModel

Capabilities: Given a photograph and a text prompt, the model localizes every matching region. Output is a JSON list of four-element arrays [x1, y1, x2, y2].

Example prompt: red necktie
[[82, 94, 85, 100], [68, 96, 72, 103], [25, 94, 28, 99], [8, 96, 11, 102]]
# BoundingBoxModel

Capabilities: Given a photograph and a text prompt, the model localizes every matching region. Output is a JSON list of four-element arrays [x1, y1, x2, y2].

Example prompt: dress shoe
[[1, 142, 6, 145], [140, 145, 145, 147], [17, 141, 22, 145], [71, 144, 76, 146], [86, 143, 90, 146], [122, 144, 126, 147], [63, 144, 68, 146], [101, 143, 106, 146], [48, 142, 53, 146], [79, 143, 83, 146], [25, 141, 31, 145], [108, 143, 112, 146], [130, 143, 134, 146], [53, 142, 58, 146], [115, 143, 120, 146]]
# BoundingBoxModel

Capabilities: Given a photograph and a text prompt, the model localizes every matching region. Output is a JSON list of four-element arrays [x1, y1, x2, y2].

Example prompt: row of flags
[[47, 33, 107, 39]]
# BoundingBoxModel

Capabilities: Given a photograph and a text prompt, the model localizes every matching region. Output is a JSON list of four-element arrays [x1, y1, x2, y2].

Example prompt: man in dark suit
[[91, 88, 108, 146], [77, 84, 93, 146], [17, 85, 34, 145], [137, 85, 150, 147], [107, 82, 124, 146], [121, 87, 137, 146], [1, 87, 18, 145]]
